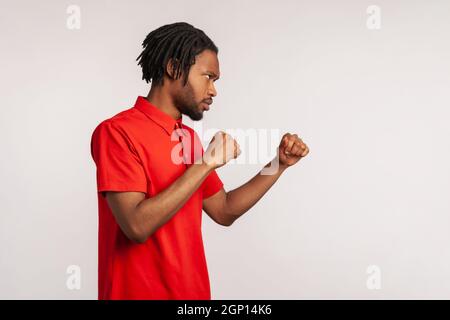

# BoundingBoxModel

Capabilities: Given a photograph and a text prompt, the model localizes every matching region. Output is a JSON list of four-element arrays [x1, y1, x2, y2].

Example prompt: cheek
[[188, 78, 207, 100]]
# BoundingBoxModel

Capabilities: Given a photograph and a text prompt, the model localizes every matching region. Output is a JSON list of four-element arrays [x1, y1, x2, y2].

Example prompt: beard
[[173, 80, 204, 121]]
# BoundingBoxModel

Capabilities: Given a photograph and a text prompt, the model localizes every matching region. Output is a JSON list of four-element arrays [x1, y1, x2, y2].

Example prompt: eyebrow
[[207, 71, 220, 80]]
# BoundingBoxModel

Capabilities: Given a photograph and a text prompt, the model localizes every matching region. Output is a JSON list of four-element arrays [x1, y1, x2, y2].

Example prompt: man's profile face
[[172, 49, 220, 121]]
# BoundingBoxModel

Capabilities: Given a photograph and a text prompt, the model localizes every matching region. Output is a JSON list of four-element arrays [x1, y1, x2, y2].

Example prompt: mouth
[[201, 102, 211, 111]]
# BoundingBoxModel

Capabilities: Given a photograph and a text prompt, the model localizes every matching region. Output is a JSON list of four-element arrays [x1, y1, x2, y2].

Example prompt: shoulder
[[92, 107, 147, 138]]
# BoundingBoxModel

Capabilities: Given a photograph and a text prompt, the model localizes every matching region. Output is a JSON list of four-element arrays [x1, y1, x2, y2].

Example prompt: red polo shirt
[[90, 96, 223, 300]]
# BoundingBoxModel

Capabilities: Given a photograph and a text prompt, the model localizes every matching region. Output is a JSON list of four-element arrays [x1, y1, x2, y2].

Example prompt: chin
[[185, 111, 203, 121], [191, 114, 203, 121], [189, 107, 204, 121]]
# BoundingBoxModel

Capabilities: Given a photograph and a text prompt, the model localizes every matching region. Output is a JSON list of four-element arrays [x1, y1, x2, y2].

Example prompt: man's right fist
[[203, 131, 241, 169]]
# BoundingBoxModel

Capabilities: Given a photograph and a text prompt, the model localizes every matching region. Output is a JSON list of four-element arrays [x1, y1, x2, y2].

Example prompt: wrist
[[271, 155, 288, 172], [199, 159, 216, 172], [278, 163, 288, 172], [262, 157, 287, 175]]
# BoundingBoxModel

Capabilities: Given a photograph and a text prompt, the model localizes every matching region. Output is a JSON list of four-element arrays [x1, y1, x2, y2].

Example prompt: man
[[90, 22, 309, 300]]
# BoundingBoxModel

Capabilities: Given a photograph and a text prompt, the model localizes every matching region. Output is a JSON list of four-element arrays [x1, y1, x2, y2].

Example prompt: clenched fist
[[277, 133, 309, 167], [203, 131, 241, 169]]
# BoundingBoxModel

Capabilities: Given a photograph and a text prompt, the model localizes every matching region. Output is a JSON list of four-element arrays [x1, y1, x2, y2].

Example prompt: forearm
[[224, 159, 287, 223], [134, 162, 213, 239]]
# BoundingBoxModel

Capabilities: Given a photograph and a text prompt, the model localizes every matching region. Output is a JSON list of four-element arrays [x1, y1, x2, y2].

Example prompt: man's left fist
[[277, 133, 309, 167]]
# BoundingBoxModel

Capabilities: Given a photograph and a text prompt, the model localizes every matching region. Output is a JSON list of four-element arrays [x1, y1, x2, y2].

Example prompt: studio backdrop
[[1, 0, 449, 299]]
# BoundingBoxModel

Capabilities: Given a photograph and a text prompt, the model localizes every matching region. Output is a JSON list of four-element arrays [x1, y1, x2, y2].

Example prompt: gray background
[[1, 0, 449, 299]]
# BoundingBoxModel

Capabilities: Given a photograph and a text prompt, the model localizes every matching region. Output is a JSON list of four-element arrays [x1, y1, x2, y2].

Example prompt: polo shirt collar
[[134, 96, 184, 136]]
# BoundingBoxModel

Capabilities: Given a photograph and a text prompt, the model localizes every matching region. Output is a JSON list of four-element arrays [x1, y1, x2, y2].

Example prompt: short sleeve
[[90, 120, 147, 196], [202, 169, 224, 199]]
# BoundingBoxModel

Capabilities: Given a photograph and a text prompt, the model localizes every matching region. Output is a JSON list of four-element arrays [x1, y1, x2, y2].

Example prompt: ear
[[165, 58, 180, 79]]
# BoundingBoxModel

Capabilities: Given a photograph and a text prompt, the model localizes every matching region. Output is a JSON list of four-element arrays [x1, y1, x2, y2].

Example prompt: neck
[[146, 86, 181, 120]]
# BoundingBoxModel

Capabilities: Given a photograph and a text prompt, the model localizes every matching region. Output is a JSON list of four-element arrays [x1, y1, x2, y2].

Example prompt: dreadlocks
[[136, 22, 218, 87]]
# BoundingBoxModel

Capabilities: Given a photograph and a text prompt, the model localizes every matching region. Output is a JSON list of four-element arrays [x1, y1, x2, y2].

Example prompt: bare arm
[[203, 161, 287, 226], [203, 132, 309, 226]]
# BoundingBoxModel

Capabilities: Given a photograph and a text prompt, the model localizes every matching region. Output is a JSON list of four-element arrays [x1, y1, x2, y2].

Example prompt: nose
[[208, 81, 217, 97]]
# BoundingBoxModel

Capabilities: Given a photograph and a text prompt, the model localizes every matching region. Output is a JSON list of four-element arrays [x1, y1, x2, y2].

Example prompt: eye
[[205, 74, 212, 79]]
